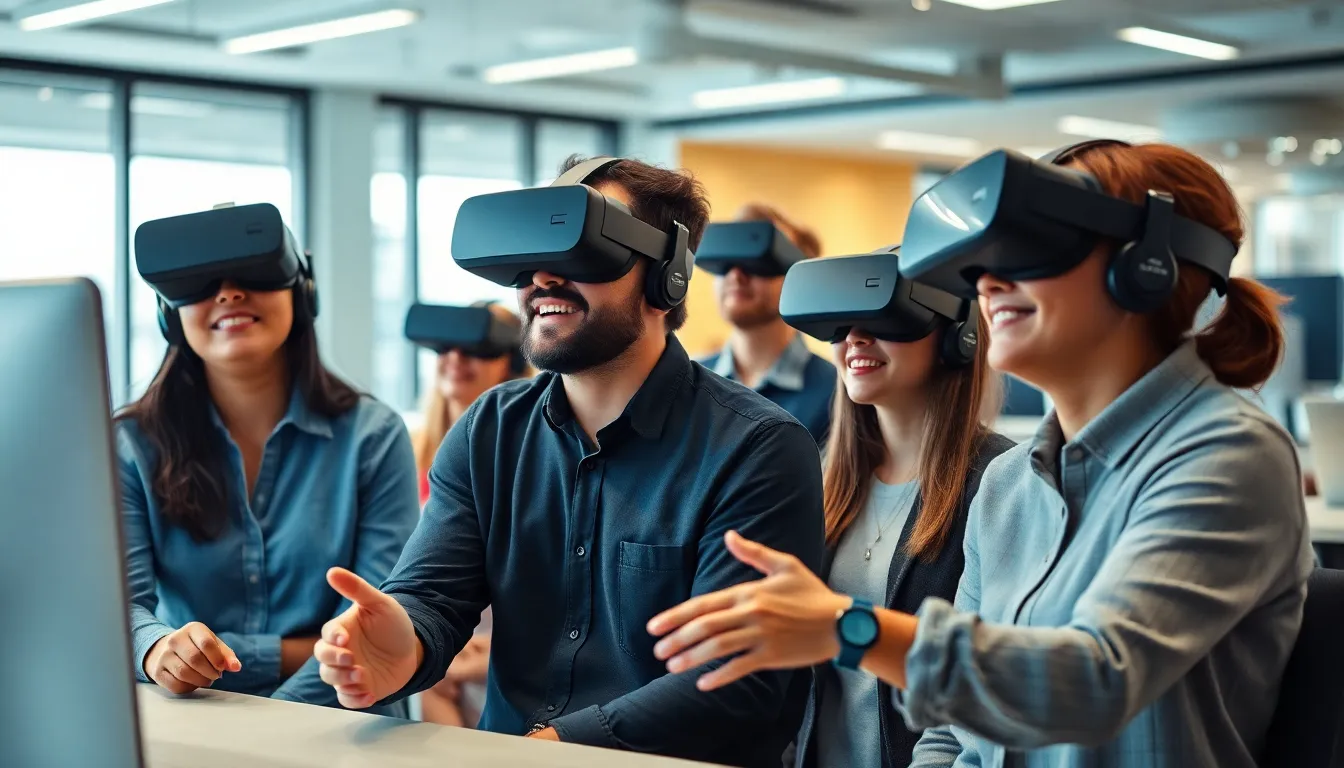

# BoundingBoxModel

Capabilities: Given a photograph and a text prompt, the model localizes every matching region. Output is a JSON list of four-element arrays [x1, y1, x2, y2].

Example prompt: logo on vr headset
[[671, 272, 687, 288], [550, 213, 568, 225], [1138, 257, 1171, 276], [865, 277, 881, 288], [971, 187, 988, 203]]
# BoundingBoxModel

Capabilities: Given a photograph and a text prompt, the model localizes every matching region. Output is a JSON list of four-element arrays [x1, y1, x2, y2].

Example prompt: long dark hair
[[821, 309, 1001, 560], [117, 301, 359, 541]]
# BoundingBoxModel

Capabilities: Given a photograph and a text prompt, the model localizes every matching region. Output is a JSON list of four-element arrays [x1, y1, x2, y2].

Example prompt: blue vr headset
[[449, 157, 694, 311], [404, 302, 525, 375], [133, 203, 316, 344], [696, 221, 807, 277], [779, 246, 978, 368], [899, 139, 1237, 314]]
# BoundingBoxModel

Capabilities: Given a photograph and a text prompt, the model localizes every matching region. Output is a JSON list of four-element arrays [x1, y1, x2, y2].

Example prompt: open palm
[[314, 568, 420, 709]]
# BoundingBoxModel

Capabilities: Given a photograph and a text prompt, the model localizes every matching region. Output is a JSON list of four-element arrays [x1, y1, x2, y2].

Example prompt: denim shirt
[[119, 390, 420, 706], [379, 334, 825, 766], [901, 341, 1314, 768], [701, 333, 835, 446]]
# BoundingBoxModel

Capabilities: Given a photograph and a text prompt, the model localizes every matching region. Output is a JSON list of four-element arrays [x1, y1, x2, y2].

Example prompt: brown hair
[[735, 202, 824, 259], [821, 309, 1001, 559], [116, 300, 359, 542], [558, 155, 711, 332], [1068, 142, 1286, 389], [411, 302, 526, 475]]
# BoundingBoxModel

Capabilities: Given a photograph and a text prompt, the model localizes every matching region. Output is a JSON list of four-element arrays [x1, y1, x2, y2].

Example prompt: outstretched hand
[[313, 568, 421, 709], [646, 531, 850, 691]]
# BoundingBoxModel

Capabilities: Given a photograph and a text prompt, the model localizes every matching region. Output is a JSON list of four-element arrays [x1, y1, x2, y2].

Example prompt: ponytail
[[1195, 277, 1288, 390]]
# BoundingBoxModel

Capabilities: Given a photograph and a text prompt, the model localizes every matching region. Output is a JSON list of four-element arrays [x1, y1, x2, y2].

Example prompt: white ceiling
[[3, 0, 1344, 197]]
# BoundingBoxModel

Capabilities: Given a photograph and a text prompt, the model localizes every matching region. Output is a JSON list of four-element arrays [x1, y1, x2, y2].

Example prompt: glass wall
[[0, 70, 118, 384], [127, 83, 301, 396], [369, 102, 617, 411], [1254, 194, 1344, 275]]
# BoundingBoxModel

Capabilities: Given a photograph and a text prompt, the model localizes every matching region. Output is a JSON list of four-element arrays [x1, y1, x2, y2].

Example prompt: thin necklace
[[864, 481, 916, 561]]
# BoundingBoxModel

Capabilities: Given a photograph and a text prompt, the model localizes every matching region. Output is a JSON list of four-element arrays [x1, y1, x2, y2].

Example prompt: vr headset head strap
[[552, 156, 623, 187], [1030, 141, 1236, 295]]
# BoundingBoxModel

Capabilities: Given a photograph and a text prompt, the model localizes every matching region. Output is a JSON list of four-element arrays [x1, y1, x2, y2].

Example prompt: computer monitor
[[1258, 274, 1344, 382], [0, 278, 144, 768]]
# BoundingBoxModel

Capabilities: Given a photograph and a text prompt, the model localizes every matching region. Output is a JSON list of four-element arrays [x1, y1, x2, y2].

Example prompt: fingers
[[314, 639, 355, 668], [695, 652, 765, 692], [654, 604, 752, 662], [725, 530, 798, 576], [162, 652, 215, 689], [319, 663, 366, 688], [647, 587, 742, 637], [336, 689, 377, 710], [186, 623, 241, 673], [327, 567, 386, 609], [153, 667, 198, 695], [666, 628, 758, 675]]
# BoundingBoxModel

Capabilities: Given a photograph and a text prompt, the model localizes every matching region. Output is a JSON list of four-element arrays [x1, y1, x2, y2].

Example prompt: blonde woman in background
[[406, 300, 527, 727]]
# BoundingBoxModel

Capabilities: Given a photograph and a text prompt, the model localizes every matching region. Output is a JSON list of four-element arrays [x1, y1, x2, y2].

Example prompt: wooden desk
[[137, 685, 716, 768], [1306, 496, 1344, 545]]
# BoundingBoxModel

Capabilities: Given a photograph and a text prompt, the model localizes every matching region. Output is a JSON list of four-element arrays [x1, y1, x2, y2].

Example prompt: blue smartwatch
[[834, 597, 879, 670]]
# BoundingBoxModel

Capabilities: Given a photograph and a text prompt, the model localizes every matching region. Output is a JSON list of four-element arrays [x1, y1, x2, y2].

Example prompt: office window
[[415, 110, 525, 394], [371, 107, 414, 411], [1254, 195, 1344, 276], [127, 83, 300, 396], [0, 70, 118, 378], [535, 119, 611, 185]]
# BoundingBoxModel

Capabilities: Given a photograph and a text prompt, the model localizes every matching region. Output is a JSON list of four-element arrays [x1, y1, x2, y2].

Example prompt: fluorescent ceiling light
[[482, 47, 638, 84], [693, 77, 846, 110], [18, 0, 177, 31], [938, 0, 1063, 9], [223, 8, 420, 55], [1117, 27, 1239, 61], [878, 130, 982, 156], [1057, 115, 1161, 140]]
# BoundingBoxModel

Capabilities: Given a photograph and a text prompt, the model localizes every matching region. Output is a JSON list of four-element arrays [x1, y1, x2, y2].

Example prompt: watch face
[[839, 609, 879, 647]]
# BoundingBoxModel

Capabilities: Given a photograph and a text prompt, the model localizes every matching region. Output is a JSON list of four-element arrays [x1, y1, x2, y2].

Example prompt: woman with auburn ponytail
[[646, 141, 1312, 768]]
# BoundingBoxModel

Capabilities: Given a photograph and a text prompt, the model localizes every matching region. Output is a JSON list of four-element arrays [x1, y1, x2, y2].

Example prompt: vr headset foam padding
[[134, 202, 304, 309], [696, 221, 807, 277], [898, 147, 1237, 303], [404, 303, 521, 358], [780, 246, 969, 344]]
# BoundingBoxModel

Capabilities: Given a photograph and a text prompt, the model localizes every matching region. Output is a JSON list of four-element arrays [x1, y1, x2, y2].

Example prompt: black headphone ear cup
[[156, 299, 183, 346], [941, 320, 977, 368], [1107, 241, 1177, 314]]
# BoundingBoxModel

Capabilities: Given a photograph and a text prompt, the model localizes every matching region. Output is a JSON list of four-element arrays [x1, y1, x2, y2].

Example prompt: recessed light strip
[[223, 8, 420, 55], [692, 77, 847, 110], [877, 130, 982, 156], [18, 0, 178, 31], [482, 47, 639, 84], [1057, 115, 1162, 140], [1117, 27, 1240, 61]]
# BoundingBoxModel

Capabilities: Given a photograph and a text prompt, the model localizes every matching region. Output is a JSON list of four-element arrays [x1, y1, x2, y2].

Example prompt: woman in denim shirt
[[647, 142, 1313, 768], [118, 275, 419, 710]]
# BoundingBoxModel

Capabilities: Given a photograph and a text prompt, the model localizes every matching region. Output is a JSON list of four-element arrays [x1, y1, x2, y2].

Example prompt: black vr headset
[[899, 139, 1238, 314], [404, 302, 526, 375], [449, 157, 694, 311], [134, 202, 316, 344], [779, 246, 978, 368], [695, 221, 807, 277]]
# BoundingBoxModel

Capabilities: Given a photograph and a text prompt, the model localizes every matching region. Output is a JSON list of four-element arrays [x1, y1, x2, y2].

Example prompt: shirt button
[[249, 574, 259, 584], [583, 459, 596, 471], [1067, 446, 1084, 461], [576, 546, 586, 557], [569, 629, 580, 640], [547, 705, 556, 712]]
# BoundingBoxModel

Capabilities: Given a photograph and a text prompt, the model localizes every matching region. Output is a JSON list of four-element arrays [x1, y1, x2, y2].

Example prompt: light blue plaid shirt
[[899, 341, 1314, 768]]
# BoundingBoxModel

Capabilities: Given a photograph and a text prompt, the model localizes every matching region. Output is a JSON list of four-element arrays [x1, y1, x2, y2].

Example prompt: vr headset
[[695, 221, 807, 277], [133, 203, 316, 344], [780, 246, 978, 368], [899, 140, 1237, 314], [450, 157, 694, 311], [404, 302, 525, 375]]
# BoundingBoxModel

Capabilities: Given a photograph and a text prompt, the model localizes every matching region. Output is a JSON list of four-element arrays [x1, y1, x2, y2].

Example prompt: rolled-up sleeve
[[899, 420, 1308, 749]]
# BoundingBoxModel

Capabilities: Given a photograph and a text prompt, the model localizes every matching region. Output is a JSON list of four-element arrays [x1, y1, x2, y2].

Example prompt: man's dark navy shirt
[[380, 334, 825, 766]]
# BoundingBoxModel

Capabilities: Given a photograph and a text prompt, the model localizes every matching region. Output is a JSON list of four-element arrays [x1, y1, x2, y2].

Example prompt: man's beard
[[725, 300, 779, 330], [521, 283, 645, 374]]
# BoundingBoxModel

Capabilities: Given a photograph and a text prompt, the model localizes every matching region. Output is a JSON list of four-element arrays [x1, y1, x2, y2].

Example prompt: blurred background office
[[5, 0, 1344, 450]]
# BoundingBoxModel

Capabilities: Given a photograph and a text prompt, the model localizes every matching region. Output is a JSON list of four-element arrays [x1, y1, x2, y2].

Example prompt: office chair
[[1262, 567, 1344, 768]]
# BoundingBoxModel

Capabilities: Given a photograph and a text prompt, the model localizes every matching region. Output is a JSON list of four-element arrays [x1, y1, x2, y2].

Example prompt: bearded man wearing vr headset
[[311, 156, 824, 765], [647, 141, 1312, 768], [117, 204, 419, 715], [697, 205, 835, 446]]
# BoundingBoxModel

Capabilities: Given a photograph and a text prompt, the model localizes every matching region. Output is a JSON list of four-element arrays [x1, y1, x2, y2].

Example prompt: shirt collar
[[711, 333, 811, 392], [1030, 340, 1210, 472], [543, 333, 691, 441], [207, 386, 335, 441]]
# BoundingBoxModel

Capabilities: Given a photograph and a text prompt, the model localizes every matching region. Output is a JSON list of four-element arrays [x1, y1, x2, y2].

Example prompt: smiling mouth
[[533, 302, 583, 320], [213, 315, 259, 331], [990, 308, 1034, 330], [847, 358, 886, 374]]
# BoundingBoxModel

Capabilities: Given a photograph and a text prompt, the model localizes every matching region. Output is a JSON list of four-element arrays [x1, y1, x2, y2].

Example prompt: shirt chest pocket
[[617, 541, 694, 663]]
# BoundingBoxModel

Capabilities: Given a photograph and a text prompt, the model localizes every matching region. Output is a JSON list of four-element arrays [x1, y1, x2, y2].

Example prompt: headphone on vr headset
[[156, 249, 319, 346], [551, 157, 694, 312], [1040, 139, 1231, 315], [940, 313, 978, 369]]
